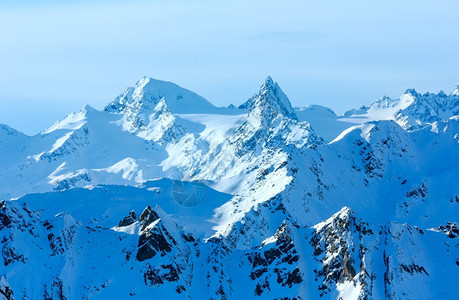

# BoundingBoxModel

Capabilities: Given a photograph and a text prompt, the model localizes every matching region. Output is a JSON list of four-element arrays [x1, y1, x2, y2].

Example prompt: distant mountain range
[[0, 77, 458, 299]]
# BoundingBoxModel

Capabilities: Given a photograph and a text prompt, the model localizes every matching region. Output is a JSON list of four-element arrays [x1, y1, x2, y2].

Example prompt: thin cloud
[[242, 31, 328, 43]]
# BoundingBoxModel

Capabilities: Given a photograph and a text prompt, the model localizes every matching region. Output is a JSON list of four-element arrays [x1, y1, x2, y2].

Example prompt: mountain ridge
[[0, 76, 457, 299]]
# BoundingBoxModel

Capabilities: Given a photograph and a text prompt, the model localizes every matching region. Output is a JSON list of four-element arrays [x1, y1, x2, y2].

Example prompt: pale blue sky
[[1, 0, 458, 134]]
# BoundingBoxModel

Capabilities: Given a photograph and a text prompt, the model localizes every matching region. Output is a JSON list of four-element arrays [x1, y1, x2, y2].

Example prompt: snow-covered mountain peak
[[81, 104, 98, 113], [135, 98, 185, 143], [452, 84, 459, 96], [1, 77, 458, 299], [41, 105, 98, 135], [313, 206, 354, 231], [371, 93, 414, 111], [341, 85, 459, 130], [226, 77, 323, 158], [105, 77, 216, 115], [242, 76, 297, 121], [403, 88, 419, 97], [264, 75, 274, 86]]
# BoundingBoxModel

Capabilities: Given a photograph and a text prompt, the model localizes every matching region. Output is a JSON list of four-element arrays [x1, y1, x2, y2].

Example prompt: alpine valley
[[0, 77, 458, 299]]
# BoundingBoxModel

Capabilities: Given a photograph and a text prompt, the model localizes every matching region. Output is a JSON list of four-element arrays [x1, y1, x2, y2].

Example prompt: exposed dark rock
[[438, 222, 459, 238], [118, 210, 137, 227], [0, 202, 12, 230], [42, 220, 53, 230], [255, 283, 263, 296], [139, 206, 160, 231], [47, 233, 65, 256], [182, 233, 195, 243], [400, 263, 429, 276], [136, 206, 175, 262], [285, 268, 303, 286], [264, 248, 282, 264], [44, 278, 66, 300], [0, 277, 14, 300], [2, 244, 25, 266], [136, 243, 157, 262], [141, 263, 182, 288], [250, 267, 268, 280], [176, 285, 186, 294], [406, 182, 428, 198], [143, 264, 164, 286], [161, 264, 180, 282], [309, 208, 371, 297]]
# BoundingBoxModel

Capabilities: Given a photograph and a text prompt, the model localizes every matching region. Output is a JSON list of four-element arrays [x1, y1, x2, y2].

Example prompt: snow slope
[[295, 105, 355, 142]]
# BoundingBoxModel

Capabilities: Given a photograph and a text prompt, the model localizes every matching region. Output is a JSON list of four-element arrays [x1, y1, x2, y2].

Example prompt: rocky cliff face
[[0, 193, 456, 299]]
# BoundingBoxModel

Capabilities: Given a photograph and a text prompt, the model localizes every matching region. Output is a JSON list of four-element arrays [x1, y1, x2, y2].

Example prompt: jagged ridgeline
[[0, 77, 458, 299]]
